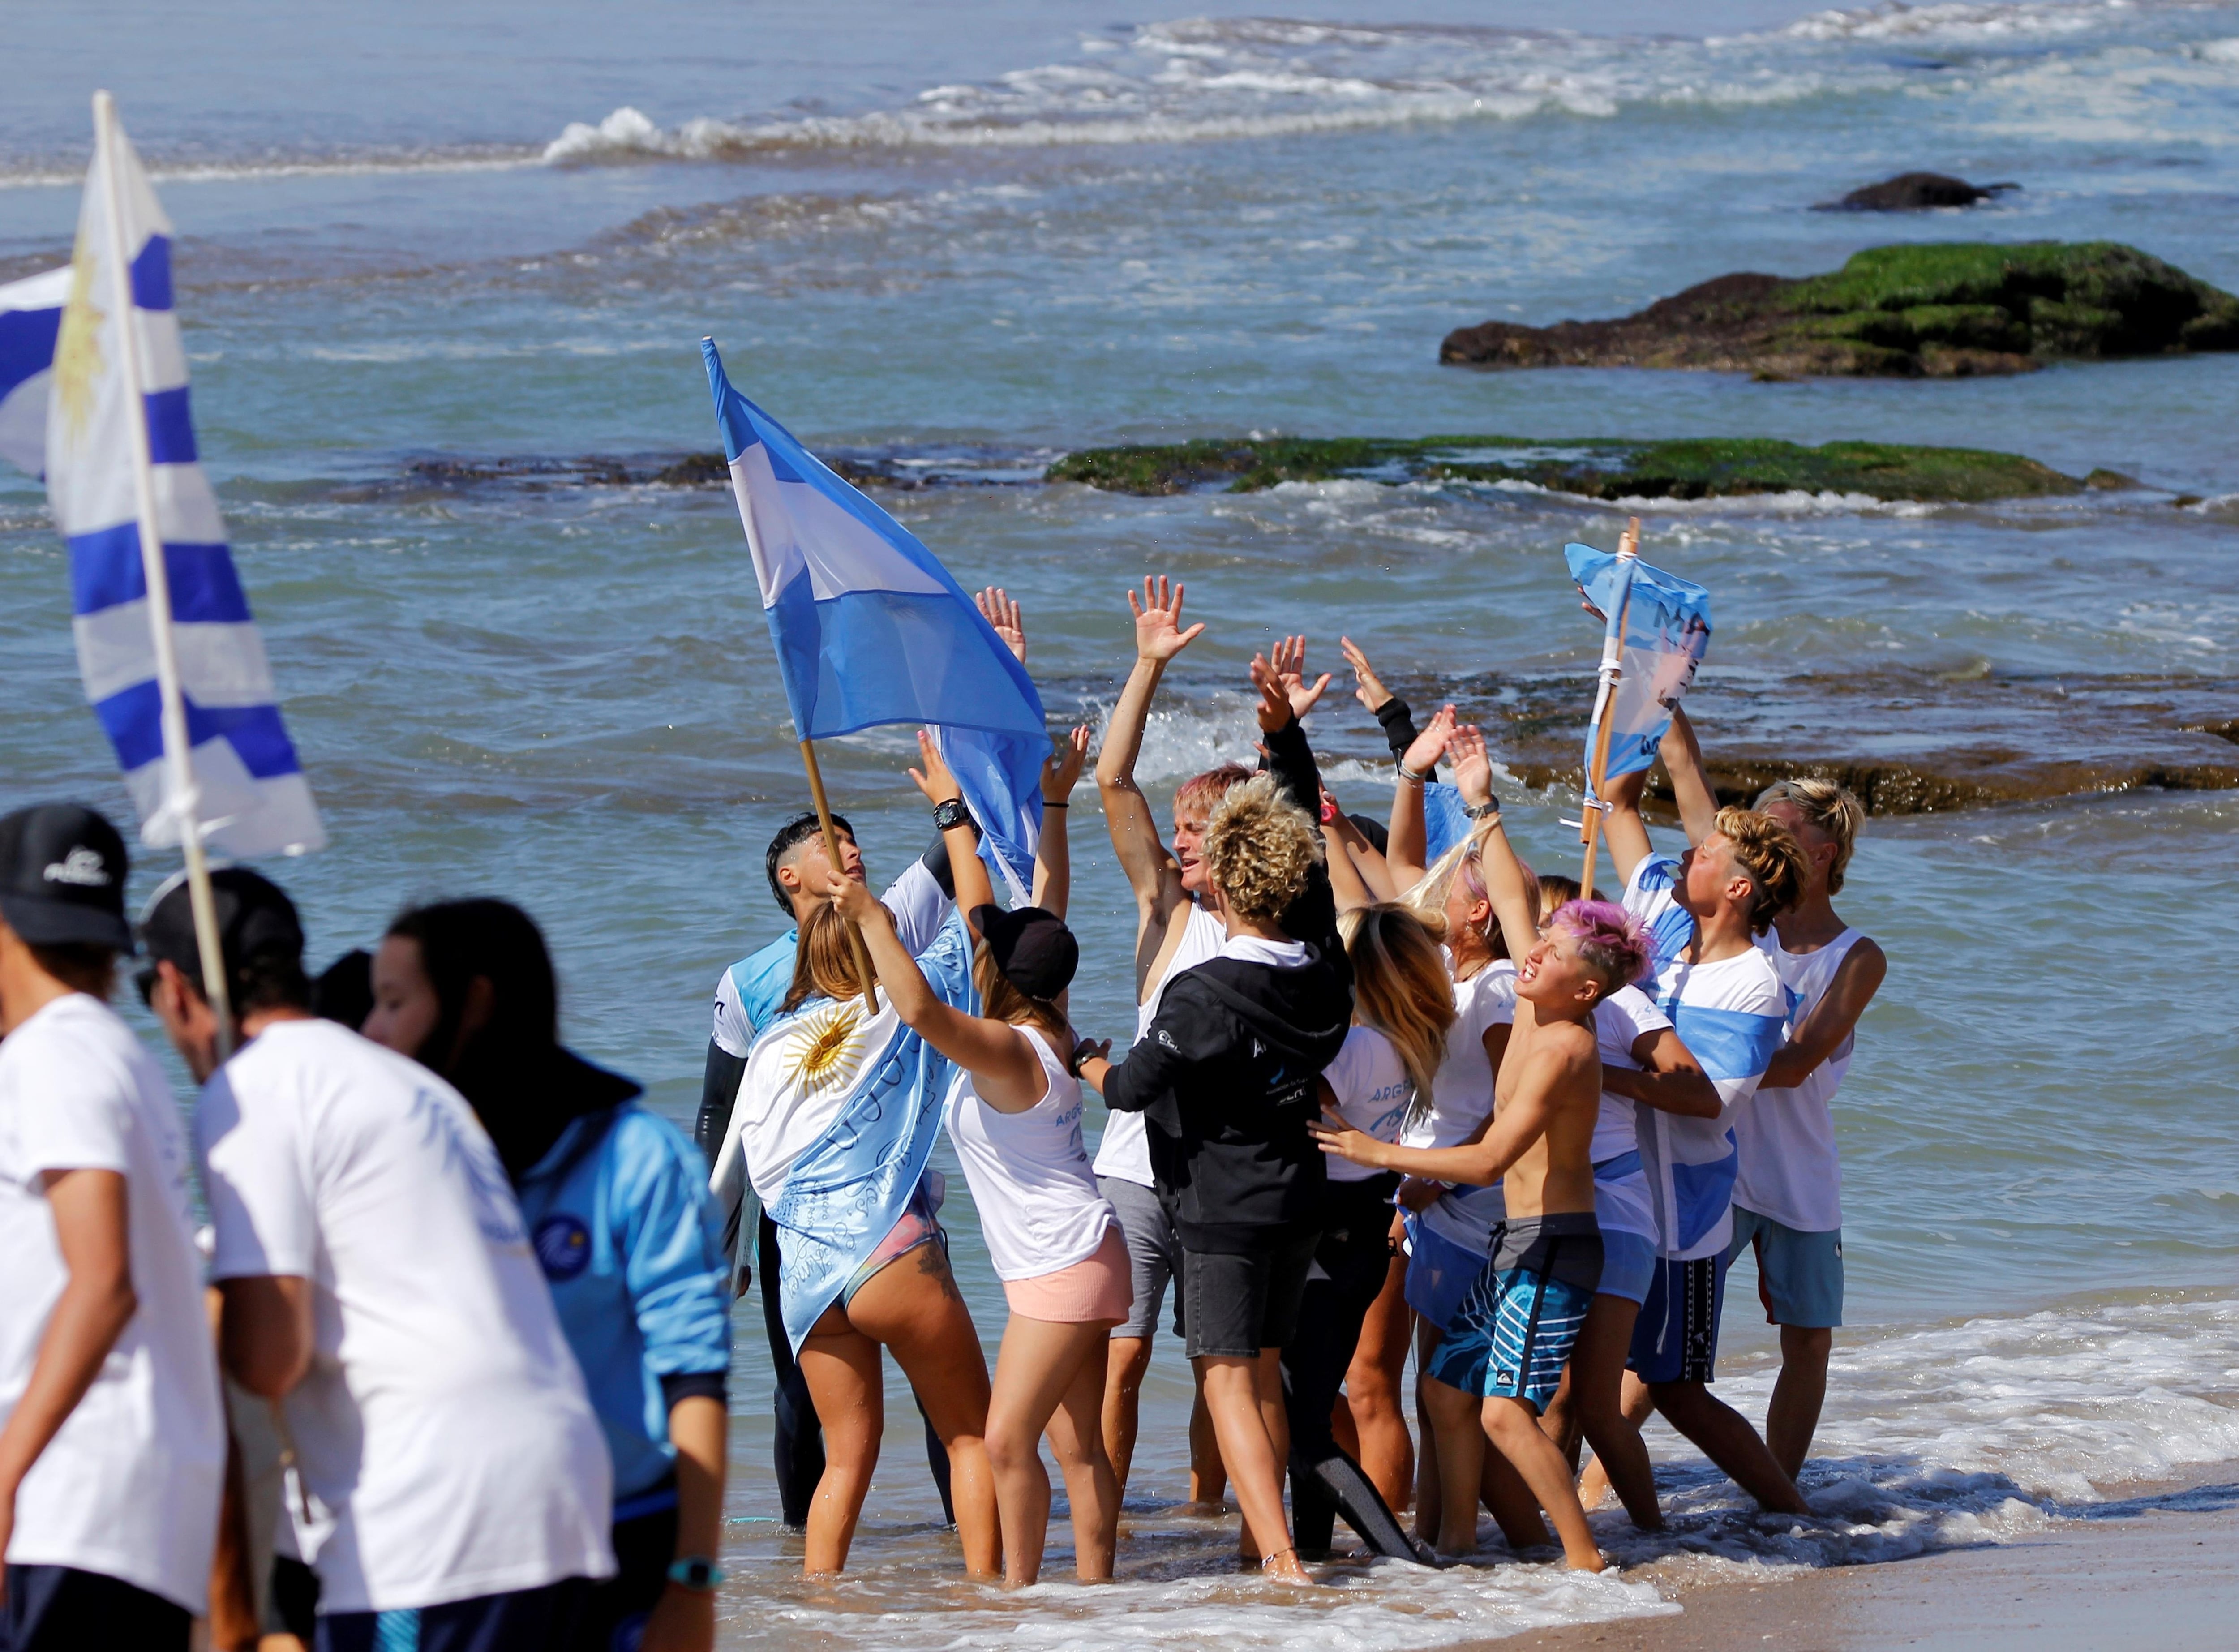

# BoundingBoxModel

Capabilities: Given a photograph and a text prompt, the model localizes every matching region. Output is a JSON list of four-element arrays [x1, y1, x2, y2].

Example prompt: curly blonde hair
[[1202, 772, 1319, 921], [1714, 806, 1809, 934], [1754, 776, 1865, 895]]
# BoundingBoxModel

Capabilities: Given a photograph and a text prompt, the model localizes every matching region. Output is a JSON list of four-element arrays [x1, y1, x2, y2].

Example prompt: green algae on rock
[[1044, 434, 2088, 502], [1439, 242, 2239, 378]]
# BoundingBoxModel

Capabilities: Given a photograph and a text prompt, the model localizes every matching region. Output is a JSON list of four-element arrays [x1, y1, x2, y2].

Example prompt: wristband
[[1041, 800, 1069, 809], [667, 1556, 725, 1591], [1464, 798, 1501, 821], [932, 798, 972, 833], [1396, 760, 1431, 786]]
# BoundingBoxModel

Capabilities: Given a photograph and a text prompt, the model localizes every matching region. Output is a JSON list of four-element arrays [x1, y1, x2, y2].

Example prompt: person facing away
[[1078, 770, 1352, 1585], [707, 731, 999, 1579], [1317, 806, 1643, 1572], [0, 804, 224, 1651], [140, 868, 614, 1652], [364, 897, 731, 1652]]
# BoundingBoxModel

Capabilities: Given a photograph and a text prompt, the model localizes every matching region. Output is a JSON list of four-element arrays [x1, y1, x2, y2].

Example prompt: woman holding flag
[[709, 734, 1000, 1579]]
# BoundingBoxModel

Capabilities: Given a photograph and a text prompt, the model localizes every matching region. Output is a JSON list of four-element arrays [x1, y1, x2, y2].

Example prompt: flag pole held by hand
[[1578, 516, 1642, 902], [797, 737, 879, 1013]]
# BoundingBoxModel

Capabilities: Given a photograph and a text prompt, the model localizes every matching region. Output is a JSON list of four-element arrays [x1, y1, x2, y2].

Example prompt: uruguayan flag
[[46, 108, 323, 858], [0, 266, 68, 476], [1568, 541, 1711, 790], [701, 338, 1047, 900], [1622, 851, 1787, 1261]]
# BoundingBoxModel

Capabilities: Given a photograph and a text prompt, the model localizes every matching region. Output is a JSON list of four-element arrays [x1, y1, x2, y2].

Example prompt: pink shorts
[[1002, 1226, 1133, 1325]]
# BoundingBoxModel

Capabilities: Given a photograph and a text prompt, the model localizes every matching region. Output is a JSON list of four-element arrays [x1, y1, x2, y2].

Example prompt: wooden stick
[[798, 737, 879, 1012], [1578, 517, 1643, 902]]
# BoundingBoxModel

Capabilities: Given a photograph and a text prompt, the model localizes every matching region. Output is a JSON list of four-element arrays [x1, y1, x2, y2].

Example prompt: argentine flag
[[45, 103, 323, 858], [0, 267, 68, 476], [1568, 540, 1712, 790], [701, 339, 1047, 900]]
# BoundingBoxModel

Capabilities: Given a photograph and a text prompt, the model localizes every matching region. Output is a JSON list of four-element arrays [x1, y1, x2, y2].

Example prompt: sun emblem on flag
[[53, 240, 106, 448], [785, 1000, 872, 1098]]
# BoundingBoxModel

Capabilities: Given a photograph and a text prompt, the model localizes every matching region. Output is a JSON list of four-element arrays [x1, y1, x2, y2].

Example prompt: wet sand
[[1484, 1485, 2239, 1652]]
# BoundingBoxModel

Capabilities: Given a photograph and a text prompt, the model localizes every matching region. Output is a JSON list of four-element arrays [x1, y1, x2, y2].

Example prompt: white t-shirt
[[197, 1020, 614, 1614], [1320, 1025, 1413, 1186], [1733, 927, 1867, 1232], [1405, 959, 1515, 1253], [1589, 985, 1669, 1243], [947, 1026, 1115, 1280], [0, 995, 223, 1612], [1093, 900, 1225, 1187]]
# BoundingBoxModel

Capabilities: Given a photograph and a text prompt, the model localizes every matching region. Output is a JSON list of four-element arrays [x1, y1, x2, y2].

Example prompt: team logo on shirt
[[533, 1215, 592, 1281]]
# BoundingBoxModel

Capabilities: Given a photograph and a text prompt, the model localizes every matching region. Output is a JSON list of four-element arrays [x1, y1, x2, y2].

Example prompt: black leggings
[[1280, 1177, 1423, 1562], [759, 1211, 954, 1529]]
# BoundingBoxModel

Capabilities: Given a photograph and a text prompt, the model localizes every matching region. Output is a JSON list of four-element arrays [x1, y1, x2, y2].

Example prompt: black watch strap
[[1464, 797, 1501, 821], [932, 797, 972, 832]]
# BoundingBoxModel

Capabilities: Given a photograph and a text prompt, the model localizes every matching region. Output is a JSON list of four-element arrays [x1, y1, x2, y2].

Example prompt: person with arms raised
[[143, 868, 613, 1651], [0, 805, 224, 1651], [365, 899, 730, 1651]]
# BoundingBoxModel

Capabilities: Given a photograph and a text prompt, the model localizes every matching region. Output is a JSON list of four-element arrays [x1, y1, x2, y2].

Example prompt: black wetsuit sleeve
[[1101, 980, 1221, 1117], [1375, 695, 1434, 781], [695, 1039, 747, 1169], [918, 829, 957, 897], [1260, 719, 1347, 981], [1261, 715, 1324, 820]]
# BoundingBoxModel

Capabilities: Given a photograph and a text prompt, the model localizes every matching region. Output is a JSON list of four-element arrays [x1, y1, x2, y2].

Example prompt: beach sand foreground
[[1483, 1490, 2239, 1652]]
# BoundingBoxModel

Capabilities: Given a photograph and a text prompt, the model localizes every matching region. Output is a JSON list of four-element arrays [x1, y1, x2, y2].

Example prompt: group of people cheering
[[0, 574, 1884, 1652]]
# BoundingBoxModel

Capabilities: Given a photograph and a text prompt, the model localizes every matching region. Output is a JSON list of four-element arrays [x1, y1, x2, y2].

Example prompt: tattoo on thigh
[[917, 1242, 961, 1300]]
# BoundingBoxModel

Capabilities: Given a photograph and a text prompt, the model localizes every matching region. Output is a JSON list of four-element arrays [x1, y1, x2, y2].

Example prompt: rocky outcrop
[[1819, 172, 2019, 211], [1046, 434, 2092, 503], [1439, 242, 2239, 378]]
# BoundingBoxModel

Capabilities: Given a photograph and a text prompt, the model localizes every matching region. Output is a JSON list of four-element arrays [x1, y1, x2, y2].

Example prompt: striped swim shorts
[[1425, 1212, 1602, 1414]]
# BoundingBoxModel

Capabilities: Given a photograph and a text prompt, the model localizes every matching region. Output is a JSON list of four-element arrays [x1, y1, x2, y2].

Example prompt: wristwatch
[[667, 1556, 725, 1592], [932, 797, 972, 833], [1464, 797, 1501, 821]]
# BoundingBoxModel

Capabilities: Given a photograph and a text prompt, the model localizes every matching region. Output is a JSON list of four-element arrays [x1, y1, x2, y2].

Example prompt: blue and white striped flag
[[0, 266, 67, 476], [46, 107, 323, 858], [701, 339, 1047, 901], [1567, 540, 1712, 791]]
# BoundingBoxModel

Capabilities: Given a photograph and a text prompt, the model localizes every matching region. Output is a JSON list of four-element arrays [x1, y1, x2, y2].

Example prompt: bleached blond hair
[[1201, 772, 1318, 921]]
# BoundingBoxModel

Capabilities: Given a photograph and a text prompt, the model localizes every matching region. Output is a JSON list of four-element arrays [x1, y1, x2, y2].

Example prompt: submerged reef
[[1439, 242, 2239, 378], [1043, 434, 2117, 503]]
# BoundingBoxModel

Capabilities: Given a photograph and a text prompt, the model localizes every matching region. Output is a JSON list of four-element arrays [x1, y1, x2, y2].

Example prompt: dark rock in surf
[[1820, 172, 2019, 211], [1438, 241, 2239, 379]]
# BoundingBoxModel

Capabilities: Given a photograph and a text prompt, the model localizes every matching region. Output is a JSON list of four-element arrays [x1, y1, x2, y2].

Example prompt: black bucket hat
[[971, 904, 1079, 1001], [0, 803, 134, 952]]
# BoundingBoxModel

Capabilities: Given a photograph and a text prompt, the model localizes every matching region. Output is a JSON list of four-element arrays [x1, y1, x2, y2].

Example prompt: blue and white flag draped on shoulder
[[701, 338, 1047, 901], [1566, 540, 1711, 791], [45, 110, 323, 858], [0, 266, 68, 477]]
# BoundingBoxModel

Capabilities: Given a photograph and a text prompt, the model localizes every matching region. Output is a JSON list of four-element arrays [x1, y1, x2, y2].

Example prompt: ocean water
[[4, 2, 2237, 1645]]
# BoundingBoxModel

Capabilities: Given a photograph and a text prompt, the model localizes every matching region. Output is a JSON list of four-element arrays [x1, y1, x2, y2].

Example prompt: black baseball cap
[[971, 904, 1079, 1000], [0, 803, 134, 951], [137, 867, 305, 1001]]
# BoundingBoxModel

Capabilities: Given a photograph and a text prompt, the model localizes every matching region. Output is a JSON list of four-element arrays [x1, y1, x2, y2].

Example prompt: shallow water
[[4, 2, 2238, 1644]]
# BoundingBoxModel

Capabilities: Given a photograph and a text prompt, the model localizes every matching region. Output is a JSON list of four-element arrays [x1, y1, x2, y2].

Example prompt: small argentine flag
[[43, 102, 323, 859], [702, 339, 1047, 901]]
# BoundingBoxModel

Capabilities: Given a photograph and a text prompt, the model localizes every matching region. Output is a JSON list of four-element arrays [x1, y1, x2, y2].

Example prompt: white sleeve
[[1321, 1026, 1376, 1106], [197, 1070, 317, 1281], [6, 1046, 131, 1179], [711, 969, 754, 1059], [882, 858, 953, 957]]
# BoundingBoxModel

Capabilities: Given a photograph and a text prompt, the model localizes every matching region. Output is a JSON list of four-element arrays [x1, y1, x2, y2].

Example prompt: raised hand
[[822, 864, 880, 923], [1340, 635, 1392, 714], [908, 727, 963, 806], [1271, 634, 1333, 721], [1400, 703, 1457, 779], [1127, 575, 1205, 665], [1449, 723, 1495, 810], [1248, 651, 1293, 734], [976, 586, 1027, 664], [1043, 724, 1091, 803]]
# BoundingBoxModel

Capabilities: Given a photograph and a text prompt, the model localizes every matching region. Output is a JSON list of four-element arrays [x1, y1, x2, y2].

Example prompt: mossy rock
[[1441, 242, 2239, 378], [1046, 433, 2084, 503]]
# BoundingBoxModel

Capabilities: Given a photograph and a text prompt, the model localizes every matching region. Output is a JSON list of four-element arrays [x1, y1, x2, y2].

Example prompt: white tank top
[[1404, 958, 1514, 1254], [947, 1024, 1116, 1282], [1091, 900, 1225, 1186], [1733, 927, 1866, 1232]]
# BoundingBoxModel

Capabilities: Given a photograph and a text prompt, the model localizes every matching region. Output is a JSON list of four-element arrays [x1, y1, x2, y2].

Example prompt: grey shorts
[[1099, 1174, 1184, 1343]]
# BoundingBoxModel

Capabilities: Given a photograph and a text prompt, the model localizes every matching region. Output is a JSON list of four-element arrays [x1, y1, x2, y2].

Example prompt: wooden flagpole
[[1577, 515, 1642, 901], [798, 737, 879, 1012], [93, 92, 234, 1060]]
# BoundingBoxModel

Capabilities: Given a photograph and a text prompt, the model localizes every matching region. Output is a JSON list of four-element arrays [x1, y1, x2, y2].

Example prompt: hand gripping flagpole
[[93, 91, 234, 1059], [796, 738, 879, 1015], [1577, 515, 1641, 902]]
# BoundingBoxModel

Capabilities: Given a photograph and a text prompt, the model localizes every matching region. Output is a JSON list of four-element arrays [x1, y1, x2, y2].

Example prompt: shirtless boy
[[1314, 796, 1647, 1572]]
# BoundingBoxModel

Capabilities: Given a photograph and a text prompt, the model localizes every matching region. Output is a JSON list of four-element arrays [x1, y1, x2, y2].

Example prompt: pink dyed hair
[[1174, 762, 1254, 820], [1545, 899, 1651, 995]]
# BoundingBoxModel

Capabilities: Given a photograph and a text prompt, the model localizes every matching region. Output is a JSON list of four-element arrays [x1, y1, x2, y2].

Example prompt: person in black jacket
[[1076, 763, 1349, 1585]]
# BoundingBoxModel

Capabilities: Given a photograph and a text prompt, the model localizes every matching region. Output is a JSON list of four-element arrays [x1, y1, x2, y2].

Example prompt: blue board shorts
[[1596, 1226, 1658, 1306], [1425, 1214, 1602, 1414], [1402, 1213, 1489, 1335], [1729, 1206, 1843, 1329], [1627, 1251, 1726, 1385]]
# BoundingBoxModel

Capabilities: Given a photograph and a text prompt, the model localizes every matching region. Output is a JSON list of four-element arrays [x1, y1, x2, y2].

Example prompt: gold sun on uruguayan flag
[[52, 241, 104, 449]]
